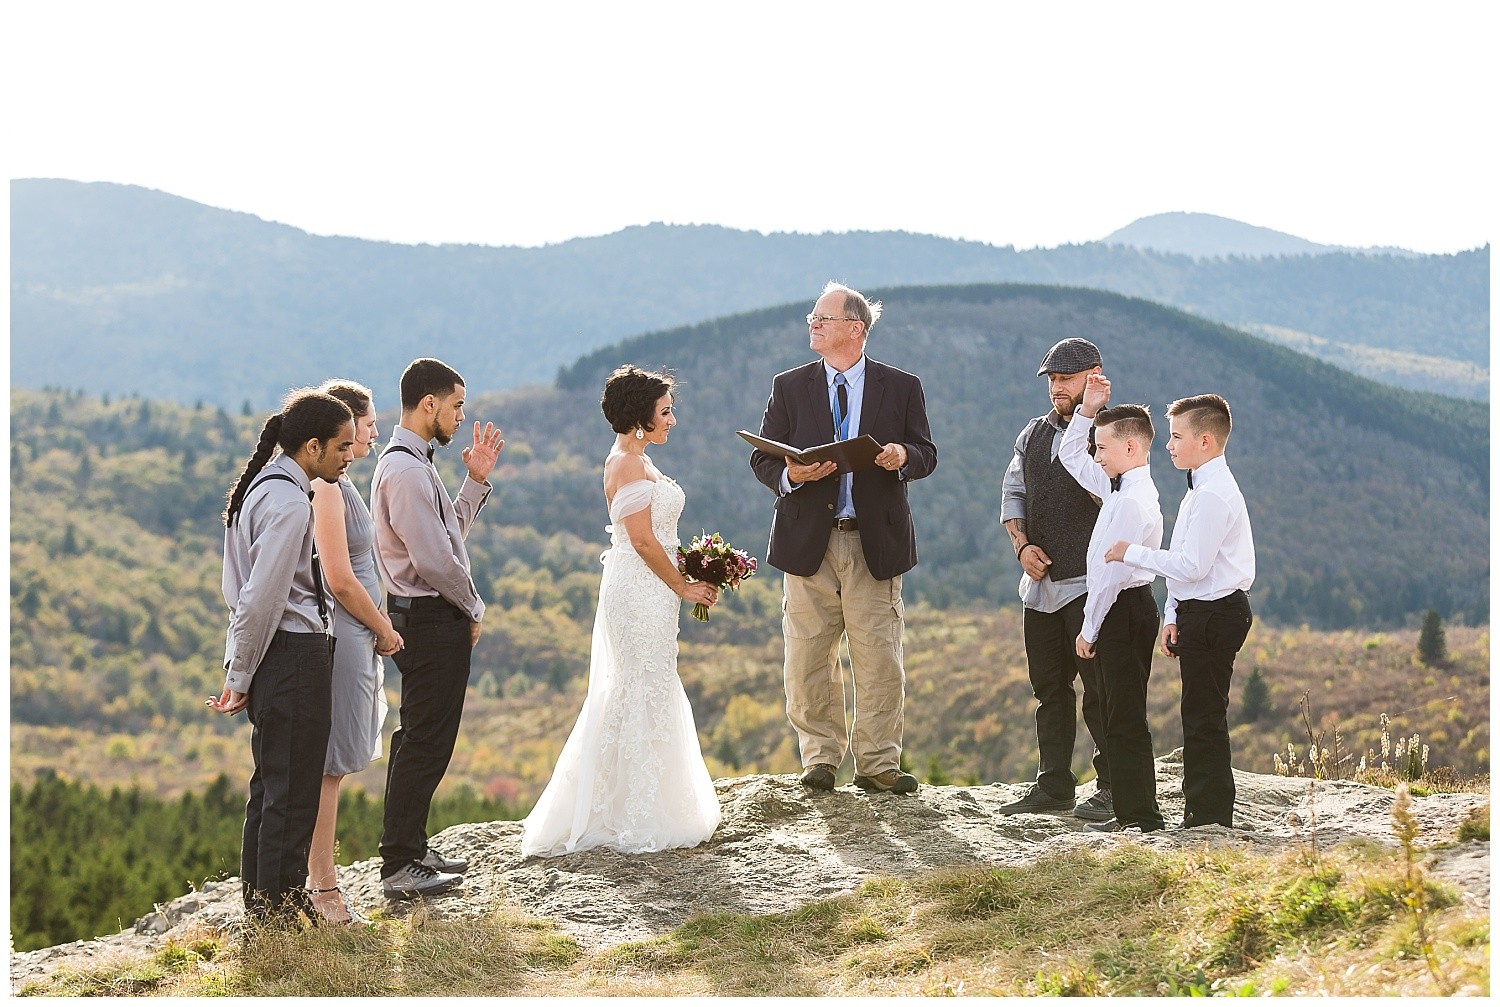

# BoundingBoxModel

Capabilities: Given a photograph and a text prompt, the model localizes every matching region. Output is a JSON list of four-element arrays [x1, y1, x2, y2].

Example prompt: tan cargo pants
[[782, 528, 906, 776]]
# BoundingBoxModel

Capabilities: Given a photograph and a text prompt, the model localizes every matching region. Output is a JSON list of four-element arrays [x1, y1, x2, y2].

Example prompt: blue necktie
[[834, 373, 850, 440]]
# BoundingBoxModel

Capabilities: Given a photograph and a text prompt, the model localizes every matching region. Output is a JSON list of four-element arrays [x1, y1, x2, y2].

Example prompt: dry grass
[[20, 838, 1485, 997]]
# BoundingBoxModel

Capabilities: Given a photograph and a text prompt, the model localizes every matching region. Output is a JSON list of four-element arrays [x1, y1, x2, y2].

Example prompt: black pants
[[1023, 595, 1109, 798], [1175, 590, 1253, 827], [242, 630, 333, 921], [1095, 585, 1165, 830], [380, 600, 473, 874]]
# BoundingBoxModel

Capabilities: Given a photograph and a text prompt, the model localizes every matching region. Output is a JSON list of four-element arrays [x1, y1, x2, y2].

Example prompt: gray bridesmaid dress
[[325, 476, 389, 776]]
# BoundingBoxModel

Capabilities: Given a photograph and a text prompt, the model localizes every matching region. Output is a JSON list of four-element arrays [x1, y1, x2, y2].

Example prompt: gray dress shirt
[[221, 453, 326, 693], [1000, 412, 1089, 613], [370, 425, 491, 621]]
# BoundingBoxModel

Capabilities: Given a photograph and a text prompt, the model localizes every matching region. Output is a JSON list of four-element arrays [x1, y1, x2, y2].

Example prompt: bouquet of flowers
[[676, 531, 759, 622]]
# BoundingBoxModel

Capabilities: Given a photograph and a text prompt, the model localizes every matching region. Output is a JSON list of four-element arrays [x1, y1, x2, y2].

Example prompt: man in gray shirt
[[213, 389, 354, 923], [997, 338, 1113, 819], [371, 358, 504, 899]]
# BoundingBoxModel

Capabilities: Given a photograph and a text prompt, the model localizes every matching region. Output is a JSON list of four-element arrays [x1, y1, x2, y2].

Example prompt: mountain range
[[1103, 211, 1421, 259], [10, 179, 1489, 406]]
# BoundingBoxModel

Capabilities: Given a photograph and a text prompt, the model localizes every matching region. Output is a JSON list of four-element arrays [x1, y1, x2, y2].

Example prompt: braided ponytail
[[224, 415, 284, 527], [223, 389, 353, 527]]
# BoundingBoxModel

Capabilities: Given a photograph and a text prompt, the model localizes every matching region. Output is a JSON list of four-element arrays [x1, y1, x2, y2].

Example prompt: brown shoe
[[853, 770, 919, 795], [799, 764, 838, 790]]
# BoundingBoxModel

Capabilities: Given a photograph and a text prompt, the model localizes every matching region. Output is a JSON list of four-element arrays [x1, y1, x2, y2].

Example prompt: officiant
[[749, 281, 938, 796]]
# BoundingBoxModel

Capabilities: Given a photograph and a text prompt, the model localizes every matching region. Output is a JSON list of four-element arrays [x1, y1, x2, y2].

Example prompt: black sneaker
[[1085, 818, 1122, 832], [996, 786, 1075, 815], [1074, 788, 1114, 821], [420, 846, 469, 873]]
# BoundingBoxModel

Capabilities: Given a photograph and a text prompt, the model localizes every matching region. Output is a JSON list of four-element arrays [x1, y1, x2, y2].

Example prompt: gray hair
[[821, 280, 882, 336]]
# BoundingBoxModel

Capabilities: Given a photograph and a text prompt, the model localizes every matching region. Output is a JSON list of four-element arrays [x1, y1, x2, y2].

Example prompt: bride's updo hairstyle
[[601, 364, 675, 434]]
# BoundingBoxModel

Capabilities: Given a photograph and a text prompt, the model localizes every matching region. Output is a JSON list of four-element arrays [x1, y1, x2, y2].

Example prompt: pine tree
[[1417, 609, 1447, 666], [1239, 666, 1271, 724]]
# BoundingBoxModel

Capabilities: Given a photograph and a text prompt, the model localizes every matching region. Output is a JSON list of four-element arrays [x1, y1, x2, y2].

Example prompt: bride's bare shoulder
[[603, 448, 654, 499]]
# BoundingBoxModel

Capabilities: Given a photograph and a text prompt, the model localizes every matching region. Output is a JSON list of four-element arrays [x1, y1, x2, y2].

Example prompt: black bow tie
[[426, 445, 435, 462], [1186, 470, 1194, 490], [1110, 474, 1122, 492]]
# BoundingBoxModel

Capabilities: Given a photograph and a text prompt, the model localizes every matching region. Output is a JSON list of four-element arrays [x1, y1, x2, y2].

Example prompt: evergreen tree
[[1239, 666, 1271, 724], [1417, 609, 1447, 666]]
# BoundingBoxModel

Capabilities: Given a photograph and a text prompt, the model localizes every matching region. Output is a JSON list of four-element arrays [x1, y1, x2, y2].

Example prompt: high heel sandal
[[307, 886, 371, 925]]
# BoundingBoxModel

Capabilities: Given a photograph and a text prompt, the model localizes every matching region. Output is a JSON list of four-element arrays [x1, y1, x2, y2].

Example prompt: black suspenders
[[248, 471, 330, 633]]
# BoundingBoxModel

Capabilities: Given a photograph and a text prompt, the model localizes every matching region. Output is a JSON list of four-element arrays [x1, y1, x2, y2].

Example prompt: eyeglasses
[[806, 313, 857, 325]]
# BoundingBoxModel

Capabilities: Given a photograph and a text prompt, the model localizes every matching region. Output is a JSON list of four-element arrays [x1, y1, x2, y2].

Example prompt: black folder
[[738, 430, 884, 473]]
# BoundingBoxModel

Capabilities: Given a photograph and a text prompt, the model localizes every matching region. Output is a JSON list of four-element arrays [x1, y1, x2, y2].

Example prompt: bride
[[520, 365, 723, 857]]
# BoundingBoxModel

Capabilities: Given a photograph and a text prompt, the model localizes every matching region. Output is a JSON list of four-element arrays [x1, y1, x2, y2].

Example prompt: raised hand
[[462, 421, 505, 482], [1081, 373, 1111, 417]]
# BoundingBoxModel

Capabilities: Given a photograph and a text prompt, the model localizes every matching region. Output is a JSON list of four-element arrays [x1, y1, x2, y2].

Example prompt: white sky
[[6, 0, 1497, 252]]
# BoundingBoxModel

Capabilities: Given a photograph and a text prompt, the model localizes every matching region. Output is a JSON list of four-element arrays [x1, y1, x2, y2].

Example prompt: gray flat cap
[[1037, 337, 1102, 376]]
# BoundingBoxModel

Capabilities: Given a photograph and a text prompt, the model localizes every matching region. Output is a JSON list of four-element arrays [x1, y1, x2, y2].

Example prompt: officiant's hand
[[787, 458, 837, 484], [875, 442, 907, 471], [207, 687, 248, 715], [463, 421, 505, 483]]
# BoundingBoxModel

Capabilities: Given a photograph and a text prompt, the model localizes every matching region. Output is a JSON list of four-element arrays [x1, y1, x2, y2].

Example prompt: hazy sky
[[8, 1, 1495, 252]]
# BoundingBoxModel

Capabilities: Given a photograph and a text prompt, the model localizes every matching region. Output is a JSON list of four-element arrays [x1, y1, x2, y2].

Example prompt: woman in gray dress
[[307, 379, 404, 923]]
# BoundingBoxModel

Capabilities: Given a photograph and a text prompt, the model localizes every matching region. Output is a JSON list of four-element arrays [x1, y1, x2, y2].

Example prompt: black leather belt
[[1177, 589, 1249, 613], [834, 517, 859, 531], [387, 594, 466, 624]]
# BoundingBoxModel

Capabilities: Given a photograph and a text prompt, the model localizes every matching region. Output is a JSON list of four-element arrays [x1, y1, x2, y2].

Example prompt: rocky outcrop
[[10, 756, 1489, 990]]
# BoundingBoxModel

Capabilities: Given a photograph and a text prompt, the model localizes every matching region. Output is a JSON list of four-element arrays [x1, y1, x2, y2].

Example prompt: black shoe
[[997, 786, 1075, 816], [799, 764, 837, 791], [1179, 815, 1231, 830], [420, 846, 469, 874], [1074, 787, 1114, 821], [852, 770, 919, 795], [1085, 818, 1121, 832]]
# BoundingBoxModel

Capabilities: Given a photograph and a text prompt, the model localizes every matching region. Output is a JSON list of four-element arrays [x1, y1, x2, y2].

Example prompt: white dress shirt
[[1059, 412, 1162, 643], [1121, 453, 1255, 626]]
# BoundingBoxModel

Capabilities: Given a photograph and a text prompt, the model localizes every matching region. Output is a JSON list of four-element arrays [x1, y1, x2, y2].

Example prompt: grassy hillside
[[11, 179, 1488, 406]]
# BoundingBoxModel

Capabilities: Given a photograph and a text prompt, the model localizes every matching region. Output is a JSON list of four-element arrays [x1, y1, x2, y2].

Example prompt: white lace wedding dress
[[520, 473, 721, 857]]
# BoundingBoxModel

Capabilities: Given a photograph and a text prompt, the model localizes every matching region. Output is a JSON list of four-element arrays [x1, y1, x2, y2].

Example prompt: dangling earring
[[635, 427, 645, 440]]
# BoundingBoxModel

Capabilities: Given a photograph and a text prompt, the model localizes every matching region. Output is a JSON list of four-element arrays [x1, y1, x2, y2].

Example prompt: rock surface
[[10, 757, 1489, 991]]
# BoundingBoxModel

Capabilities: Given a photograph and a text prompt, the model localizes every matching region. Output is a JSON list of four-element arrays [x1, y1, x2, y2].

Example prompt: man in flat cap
[[997, 337, 1113, 818]]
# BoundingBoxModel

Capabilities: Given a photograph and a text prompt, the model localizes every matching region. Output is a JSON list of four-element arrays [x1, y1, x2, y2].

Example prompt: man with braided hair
[[212, 388, 355, 924]]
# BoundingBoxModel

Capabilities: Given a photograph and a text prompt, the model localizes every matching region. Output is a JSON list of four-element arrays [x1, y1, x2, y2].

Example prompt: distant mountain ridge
[[1104, 211, 1419, 259], [10, 179, 1488, 407]]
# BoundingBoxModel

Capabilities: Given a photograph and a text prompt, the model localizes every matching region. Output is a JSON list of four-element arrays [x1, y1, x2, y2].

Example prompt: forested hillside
[[11, 179, 1489, 405], [9, 284, 1488, 813]]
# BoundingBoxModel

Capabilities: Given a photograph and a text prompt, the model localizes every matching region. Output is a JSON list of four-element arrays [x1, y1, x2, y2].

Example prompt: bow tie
[[426, 445, 435, 462], [1186, 470, 1194, 490], [1110, 474, 1122, 492]]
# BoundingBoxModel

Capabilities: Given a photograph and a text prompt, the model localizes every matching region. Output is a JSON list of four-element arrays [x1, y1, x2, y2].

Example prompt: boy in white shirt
[[1104, 393, 1254, 829], [1058, 374, 1166, 832]]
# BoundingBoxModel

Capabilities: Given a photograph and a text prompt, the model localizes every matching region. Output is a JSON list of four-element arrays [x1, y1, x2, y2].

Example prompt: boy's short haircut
[[400, 358, 465, 411], [1167, 393, 1232, 444], [1096, 403, 1154, 446]]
